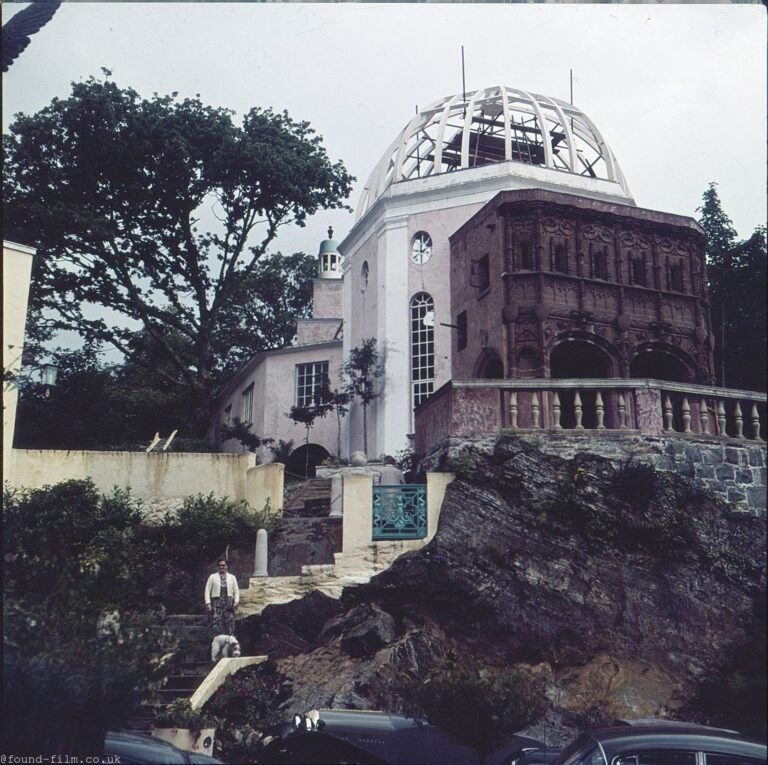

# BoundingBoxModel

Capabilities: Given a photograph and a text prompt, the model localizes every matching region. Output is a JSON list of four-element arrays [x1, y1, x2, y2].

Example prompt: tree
[[697, 183, 767, 391], [287, 388, 334, 477], [397, 656, 547, 765], [13, 345, 198, 450], [3, 76, 353, 434], [341, 338, 385, 457], [3, 480, 177, 756], [219, 417, 273, 454]]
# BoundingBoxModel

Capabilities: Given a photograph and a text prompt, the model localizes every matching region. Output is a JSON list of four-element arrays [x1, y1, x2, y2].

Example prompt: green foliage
[[697, 183, 767, 391], [3, 75, 353, 433], [203, 664, 285, 760], [2, 480, 177, 755], [220, 417, 274, 454], [268, 438, 295, 463], [397, 657, 547, 759], [159, 493, 278, 567], [394, 447, 424, 482], [155, 698, 218, 735]]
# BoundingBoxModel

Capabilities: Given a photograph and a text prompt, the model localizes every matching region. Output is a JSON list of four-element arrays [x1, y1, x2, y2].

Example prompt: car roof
[[580, 726, 767, 759]]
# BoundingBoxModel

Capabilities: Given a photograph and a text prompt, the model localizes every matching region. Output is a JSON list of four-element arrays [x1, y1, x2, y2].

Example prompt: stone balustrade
[[415, 378, 767, 453]]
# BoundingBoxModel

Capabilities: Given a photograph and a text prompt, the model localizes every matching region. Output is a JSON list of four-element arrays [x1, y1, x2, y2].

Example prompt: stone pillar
[[329, 473, 343, 517], [253, 529, 268, 577], [376, 215, 411, 456], [635, 387, 664, 436], [341, 473, 373, 552], [245, 462, 284, 517], [425, 472, 455, 544]]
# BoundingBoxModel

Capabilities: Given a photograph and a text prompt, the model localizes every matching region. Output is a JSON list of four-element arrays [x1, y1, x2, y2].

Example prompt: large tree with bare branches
[[3, 75, 353, 433]]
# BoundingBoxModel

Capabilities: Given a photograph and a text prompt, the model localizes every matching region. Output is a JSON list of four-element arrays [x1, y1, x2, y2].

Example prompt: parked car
[[259, 709, 545, 765], [103, 730, 224, 764], [549, 720, 766, 765]]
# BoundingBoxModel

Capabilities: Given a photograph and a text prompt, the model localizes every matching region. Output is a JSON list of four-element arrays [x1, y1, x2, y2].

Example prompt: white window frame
[[410, 292, 435, 410], [241, 384, 254, 425], [295, 361, 329, 408]]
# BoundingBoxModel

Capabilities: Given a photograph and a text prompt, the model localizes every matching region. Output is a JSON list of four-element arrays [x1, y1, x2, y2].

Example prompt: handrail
[[453, 378, 767, 401]]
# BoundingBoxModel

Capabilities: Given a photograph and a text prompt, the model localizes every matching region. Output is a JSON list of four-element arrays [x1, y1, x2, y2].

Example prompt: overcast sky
[[3, 3, 766, 260]]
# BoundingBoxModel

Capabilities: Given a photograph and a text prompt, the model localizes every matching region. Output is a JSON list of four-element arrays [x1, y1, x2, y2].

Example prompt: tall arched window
[[410, 292, 435, 408]]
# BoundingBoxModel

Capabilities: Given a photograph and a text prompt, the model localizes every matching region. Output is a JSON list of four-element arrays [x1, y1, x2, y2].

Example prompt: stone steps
[[283, 478, 332, 517], [127, 615, 214, 731]]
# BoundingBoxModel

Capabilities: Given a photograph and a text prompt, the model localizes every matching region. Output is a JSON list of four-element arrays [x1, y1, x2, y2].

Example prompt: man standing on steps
[[376, 455, 406, 486], [204, 558, 239, 636]]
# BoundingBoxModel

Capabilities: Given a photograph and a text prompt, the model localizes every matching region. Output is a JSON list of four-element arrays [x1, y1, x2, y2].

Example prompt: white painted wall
[[3, 241, 35, 482]]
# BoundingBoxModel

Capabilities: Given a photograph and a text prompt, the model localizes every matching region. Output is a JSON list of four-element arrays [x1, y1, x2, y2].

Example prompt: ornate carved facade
[[450, 189, 715, 385]]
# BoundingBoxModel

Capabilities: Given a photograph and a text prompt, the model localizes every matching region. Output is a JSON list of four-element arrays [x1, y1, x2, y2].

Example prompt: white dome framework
[[357, 85, 631, 220]]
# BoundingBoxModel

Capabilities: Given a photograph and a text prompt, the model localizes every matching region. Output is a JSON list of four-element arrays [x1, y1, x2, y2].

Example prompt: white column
[[376, 215, 410, 457]]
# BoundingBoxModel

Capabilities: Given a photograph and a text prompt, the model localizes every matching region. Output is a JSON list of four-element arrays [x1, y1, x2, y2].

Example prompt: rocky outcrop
[[238, 436, 766, 742]]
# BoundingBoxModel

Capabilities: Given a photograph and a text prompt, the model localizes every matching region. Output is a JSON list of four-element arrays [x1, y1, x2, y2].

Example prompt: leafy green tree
[[397, 656, 547, 764], [13, 345, 196, 450], [219, 417, 273, 454], [2, 480, 176, 756], [697, 183, 767, 391], [287, 386, 334, 477], [3, 76, 353, 434], [341, 338, 385, 457]]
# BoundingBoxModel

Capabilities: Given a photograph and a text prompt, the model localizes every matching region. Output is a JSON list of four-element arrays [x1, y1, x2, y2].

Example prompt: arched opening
[[550, 340, 613, 429], [630, 350, 691, 383], [286, 443, 330, 479], [475, 350, 504, 379], [550, 340, 611, 379]]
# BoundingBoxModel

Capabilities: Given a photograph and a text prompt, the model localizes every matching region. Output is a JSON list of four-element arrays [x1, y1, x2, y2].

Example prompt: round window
[[411, 231, 433, 265]]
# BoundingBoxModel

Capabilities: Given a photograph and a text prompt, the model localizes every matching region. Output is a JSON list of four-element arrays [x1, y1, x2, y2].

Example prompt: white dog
[[210, 634, 241, 661]]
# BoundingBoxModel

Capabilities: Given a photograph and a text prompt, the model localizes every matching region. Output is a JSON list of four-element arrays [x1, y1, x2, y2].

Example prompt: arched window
[[410, 292, 435, 408]]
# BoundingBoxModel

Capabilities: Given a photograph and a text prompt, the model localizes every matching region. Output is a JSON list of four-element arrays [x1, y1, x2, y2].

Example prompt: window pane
[[411, 293, 435, 408], [616, 750, 696, 765], [706, 755, 764, 765], [296, 361, 329, 407]]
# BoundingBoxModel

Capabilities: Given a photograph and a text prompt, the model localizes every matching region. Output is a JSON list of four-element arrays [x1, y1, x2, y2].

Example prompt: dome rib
[[355, 85, 631, 221]]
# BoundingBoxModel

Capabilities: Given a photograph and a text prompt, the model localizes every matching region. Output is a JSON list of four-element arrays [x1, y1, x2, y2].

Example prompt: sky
[[3, 2, 766, 264]]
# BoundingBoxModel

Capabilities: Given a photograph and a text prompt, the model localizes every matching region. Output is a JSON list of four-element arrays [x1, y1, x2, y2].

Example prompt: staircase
[[283, 478, 332, 517], [127, 614, 212, 732]]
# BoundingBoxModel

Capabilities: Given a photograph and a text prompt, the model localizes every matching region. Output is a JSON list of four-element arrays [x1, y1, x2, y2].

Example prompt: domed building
[[214, 84, 718, 466], [338, 85, 715, 458]]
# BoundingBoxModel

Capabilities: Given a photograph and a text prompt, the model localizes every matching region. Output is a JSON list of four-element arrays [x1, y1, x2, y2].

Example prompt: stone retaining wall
[[424, 432, 766, 517]]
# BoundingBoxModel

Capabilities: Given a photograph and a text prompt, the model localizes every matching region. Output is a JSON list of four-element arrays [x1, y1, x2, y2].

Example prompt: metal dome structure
[[356, 85, 631, 220]]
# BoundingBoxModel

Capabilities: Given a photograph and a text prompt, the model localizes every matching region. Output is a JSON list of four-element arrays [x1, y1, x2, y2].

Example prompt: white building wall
[[3, 241, 35, 481]]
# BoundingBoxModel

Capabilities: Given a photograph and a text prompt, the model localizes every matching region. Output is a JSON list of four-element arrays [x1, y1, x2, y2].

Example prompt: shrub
[[154, 698, 217, 735], [3, 480, 176, 756]]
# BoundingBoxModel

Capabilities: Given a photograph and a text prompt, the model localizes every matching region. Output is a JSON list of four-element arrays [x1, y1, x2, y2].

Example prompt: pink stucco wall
[[216, 342, 343, 462], [312, 279, 343, 319]]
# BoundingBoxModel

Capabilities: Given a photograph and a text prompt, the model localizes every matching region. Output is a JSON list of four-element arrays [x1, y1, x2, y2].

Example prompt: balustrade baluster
[[595, 391, 605, 429], [717, 401, 726, 436], [618, 393, 627, 429], [682, 397, 691, 433], [531, 392, 541, 429], [734, 401, 744, 438], [574, 391, 584, 430], [509, 392, 518, 429], [552, 392, 562, 429], [663, 395, 674, 432], [700, 399, 710, 435], [752, 404, 762, 441]]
